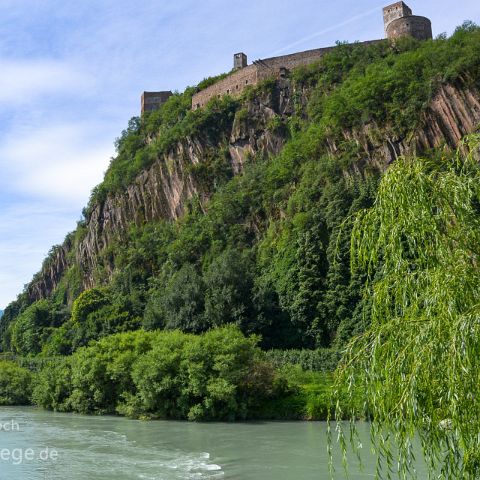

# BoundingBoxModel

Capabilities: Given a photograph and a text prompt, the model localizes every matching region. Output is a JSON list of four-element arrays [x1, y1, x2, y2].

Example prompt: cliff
[[338, 76, 480, 169], [25, 75, 480, 304], [26, 81, 293, 301], [1, 27, 477, 355]]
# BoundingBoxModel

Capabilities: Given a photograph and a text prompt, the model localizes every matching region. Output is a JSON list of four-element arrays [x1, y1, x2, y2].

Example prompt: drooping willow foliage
[[331, 134, 480, 479]]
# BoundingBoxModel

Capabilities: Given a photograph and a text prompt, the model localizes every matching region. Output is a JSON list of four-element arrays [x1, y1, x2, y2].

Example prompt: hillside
[[2, 24, 480, 360]]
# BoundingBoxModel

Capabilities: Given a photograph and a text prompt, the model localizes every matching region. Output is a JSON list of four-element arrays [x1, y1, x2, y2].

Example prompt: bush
[[0, 361, 33, 405], [264, 348, 342, 372], [8, 300, 65, 356], [32, 358, 72, 411], [33, 326, 288, 420]]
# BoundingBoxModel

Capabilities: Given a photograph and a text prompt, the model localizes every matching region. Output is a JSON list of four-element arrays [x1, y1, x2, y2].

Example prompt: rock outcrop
[[26, 78, 480, 302]]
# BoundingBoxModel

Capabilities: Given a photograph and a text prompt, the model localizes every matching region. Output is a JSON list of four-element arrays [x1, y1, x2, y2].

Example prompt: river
[[0, 407, 426, 479]]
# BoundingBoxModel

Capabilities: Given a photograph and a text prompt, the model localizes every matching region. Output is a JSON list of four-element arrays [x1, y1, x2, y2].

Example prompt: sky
[[0, 0, 478, 309]]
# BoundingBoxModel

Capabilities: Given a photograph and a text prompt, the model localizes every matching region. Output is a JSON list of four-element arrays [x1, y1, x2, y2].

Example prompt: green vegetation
[[296, 24, 480, 136], [0, 361, 32, 405], [89, 93, 239, 207], [333, 135, 480, 478], [265, 349, 341, 372], [0, 25, 479, 452], [30, 326, 342, 421]]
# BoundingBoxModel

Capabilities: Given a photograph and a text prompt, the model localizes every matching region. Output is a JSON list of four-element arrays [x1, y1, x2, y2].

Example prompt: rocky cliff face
[[26, 77, 480, 302], [332, 77, 480, 171], [27, 240, 72, 302]]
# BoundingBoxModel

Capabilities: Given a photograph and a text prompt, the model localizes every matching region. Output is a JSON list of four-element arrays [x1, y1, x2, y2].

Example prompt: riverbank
[[0, 326, 359, 421]]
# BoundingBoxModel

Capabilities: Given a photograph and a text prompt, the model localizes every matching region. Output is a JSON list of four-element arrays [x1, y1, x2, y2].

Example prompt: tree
[[332, 135, 480, 478], [70, 288, 139, 350], [203, 249, 254, 330], [0, 361, 32, 405], [143, 264, 206, 332], [9, 300, 63, 356]]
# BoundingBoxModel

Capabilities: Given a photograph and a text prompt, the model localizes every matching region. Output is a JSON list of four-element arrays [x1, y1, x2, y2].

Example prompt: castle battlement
[[142, 3, 432, 114]]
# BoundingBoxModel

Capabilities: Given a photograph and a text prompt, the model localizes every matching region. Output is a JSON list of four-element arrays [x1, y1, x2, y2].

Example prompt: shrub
[[34, 326, 287, 420], [264, 348, 342, 372], [32, 358, 72, 411], [0, 361, 33, 405]]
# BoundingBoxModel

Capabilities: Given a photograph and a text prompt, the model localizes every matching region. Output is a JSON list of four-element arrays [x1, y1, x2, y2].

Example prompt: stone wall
[[386, 16, 432, 41], [191, 48, 336, 111], [191, 41, 381, 111], [260, 46, 335, 71], [141, 91, 173, 114], [192, 65, 259, 110], [383, 2, 412, 31]]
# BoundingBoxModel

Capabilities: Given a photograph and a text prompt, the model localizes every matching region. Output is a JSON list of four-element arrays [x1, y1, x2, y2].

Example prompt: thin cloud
[[0, 123, 113, 204], [0, 202, 79, 308], [266, 3, 386, 57], [0, 59, 93, 106]]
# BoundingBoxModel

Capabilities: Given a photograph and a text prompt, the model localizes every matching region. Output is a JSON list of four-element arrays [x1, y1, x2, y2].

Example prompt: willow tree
[[332, 134, 480, 478]]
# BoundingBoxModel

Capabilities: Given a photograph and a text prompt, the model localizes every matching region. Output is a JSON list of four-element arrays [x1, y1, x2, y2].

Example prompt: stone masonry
[[383, 2, 432, 41], [383, 1, 412, 33], [191, 41, 380, 111], [141, 91, 173, 115]]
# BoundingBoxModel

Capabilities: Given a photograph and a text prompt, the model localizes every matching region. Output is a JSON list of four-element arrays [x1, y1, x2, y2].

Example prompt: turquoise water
[[0, 407, 426, 479]]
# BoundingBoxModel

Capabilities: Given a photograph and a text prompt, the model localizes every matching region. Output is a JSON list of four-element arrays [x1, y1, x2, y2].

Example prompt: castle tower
[[383, 1, 412, 33], [383, 2, 432, 41], [234, 52, 247, 70], [141, 91, 173, 115]]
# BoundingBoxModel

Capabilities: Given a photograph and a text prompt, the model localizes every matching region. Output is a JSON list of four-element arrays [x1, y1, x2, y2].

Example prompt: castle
[[141, 2, 432, 115]]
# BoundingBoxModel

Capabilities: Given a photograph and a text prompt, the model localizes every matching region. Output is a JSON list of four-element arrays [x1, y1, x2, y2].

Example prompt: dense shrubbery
[[0, 361, 32, 405], [33, 326, 290, 420], [297, 24, 480, 136], [8, 300, 67, 356], [265, 349, 341, 372], [29, 325, 354, 421]]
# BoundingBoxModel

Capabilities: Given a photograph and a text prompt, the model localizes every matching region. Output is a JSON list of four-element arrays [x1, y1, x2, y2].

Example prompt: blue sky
[[0, 0, 478, 308]]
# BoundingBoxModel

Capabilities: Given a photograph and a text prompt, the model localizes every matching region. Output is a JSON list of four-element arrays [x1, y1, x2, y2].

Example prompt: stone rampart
[[142, 91, 173, 114], [192, 65, 259, 110], [191, 41, 382, 111]]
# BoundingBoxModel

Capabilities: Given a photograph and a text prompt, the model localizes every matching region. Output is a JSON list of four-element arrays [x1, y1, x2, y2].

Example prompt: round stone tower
[[383, 2, 432, 41]]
